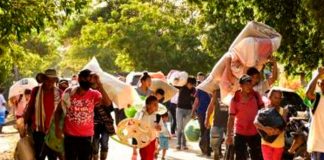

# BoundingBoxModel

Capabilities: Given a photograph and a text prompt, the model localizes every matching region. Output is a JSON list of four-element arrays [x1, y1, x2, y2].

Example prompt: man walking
[[55, 69, 111, 160], [226, 75, 263, 160]]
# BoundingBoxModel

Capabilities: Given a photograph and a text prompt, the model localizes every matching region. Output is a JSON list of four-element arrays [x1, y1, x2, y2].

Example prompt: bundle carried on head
[[197, 21, 282, 105]]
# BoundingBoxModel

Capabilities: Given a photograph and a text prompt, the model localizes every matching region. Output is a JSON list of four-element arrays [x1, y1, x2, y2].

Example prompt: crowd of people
[[0, 58, 324, 160]]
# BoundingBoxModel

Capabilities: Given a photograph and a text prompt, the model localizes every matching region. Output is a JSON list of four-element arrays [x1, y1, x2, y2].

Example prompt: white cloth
[[254, 80, 270, 96], [170, 92, 179, 104], [160, 122, 170, 137], [35, 86, 61, 132], [307, 94, 324, 152]]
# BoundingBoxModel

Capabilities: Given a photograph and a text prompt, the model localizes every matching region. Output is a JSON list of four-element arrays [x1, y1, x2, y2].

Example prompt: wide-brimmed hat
[[36, 69, 59, 83]]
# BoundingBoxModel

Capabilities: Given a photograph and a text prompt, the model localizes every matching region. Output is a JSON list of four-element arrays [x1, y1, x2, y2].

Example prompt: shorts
[[159, 136, 169, 149]]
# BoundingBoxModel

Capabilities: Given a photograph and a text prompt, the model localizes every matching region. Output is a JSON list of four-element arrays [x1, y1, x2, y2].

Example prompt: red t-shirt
[[29, 87, 62, 132], [229, 90, 263, 136], [64, 89, 102, 137]]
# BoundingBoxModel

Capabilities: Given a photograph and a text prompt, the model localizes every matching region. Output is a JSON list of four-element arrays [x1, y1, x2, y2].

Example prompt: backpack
[[233, 90, 264, 109]]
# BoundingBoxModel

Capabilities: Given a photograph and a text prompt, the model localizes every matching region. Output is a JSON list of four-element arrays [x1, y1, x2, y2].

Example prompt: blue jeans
[[210, 126, 226, 155], [92, 124, 109, 155], [176, 108, 191, 147]]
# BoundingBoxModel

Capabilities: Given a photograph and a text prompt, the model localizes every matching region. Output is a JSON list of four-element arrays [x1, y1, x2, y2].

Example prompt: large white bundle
[[83, 57, 140, 109], [150, 79, 178, 102], [198, 21, 281, 105], [167, 70, 188, 87], [9, 78, 38, 99], [14, 136, 35, 160]]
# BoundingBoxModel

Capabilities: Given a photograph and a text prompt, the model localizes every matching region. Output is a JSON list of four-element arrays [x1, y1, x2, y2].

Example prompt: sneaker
[[176, 146, 181, 150], [183, 146, 189, 150]]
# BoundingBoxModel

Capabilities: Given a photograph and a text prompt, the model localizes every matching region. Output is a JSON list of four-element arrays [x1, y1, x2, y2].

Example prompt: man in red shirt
[[55, 69, 111, 160], [24, 69, 62, 160], [225, 75, 264, 160]]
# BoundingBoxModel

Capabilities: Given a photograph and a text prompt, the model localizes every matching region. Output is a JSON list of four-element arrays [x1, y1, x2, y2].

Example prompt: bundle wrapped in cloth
[[256, 107, 286, 143], [150, 78, 178, 103], [197, 21, 282, 105], [167, 70, 188, 87], [83, 57, 140, 109]]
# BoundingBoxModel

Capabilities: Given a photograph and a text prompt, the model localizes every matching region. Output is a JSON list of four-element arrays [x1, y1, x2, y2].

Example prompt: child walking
[[254, 89, 287, 160], [158, 113, 171, 160], [135, 95, 163, 160]]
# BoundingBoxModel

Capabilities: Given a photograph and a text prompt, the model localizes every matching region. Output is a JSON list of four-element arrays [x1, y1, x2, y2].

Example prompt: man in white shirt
[[306, 67, 324, 159]]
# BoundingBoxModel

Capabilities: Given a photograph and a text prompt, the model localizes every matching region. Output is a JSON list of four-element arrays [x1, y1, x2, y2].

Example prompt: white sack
[[150, 79, 178, 102], [9, 78, 38, 99], [167, 70, 188, 87], [197, 21, 281, 105], [83, 57, 140, 109]]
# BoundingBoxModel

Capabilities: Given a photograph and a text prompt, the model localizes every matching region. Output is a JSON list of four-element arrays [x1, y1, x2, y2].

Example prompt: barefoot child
[[135, 95, 163, 160]]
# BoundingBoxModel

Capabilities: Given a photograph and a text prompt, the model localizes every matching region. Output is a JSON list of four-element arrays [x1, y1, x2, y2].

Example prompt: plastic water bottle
[[0, 106, 6, 125]]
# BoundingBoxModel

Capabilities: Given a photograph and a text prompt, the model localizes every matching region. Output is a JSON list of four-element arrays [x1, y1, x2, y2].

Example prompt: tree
[[60, 0, 214, 75], [0, 0, 90, 41]]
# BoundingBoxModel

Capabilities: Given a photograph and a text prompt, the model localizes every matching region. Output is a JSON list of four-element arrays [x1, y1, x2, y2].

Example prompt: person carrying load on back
[[54, 69, 112, 160], [225, 74, 264, 160], [176, 76, 196, 150], [306, 67, 324, 160]]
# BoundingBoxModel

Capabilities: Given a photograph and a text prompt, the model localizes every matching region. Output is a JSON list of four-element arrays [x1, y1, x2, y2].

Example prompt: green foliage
[[0, 0, 90, 40], [60, 0, 214, 75]]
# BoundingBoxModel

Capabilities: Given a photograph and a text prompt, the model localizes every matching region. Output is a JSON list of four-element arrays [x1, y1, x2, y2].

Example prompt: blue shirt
[[196, 89, 211, 116]]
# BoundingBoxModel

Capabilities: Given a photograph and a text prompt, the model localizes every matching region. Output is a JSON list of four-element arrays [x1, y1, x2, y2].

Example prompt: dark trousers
[[64, 135, 92, 160], [197, 113, 211, 155], [167, 103, 177, 134], [114, 108, 126, 125], [32, 131, 57, 160], [234, 134, 263, 160]]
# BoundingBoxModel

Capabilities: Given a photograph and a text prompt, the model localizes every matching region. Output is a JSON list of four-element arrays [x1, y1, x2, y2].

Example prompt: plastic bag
[[257, 107, 286, 143], [184, 119, 200, 142], [44, 114, 64, 153]]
